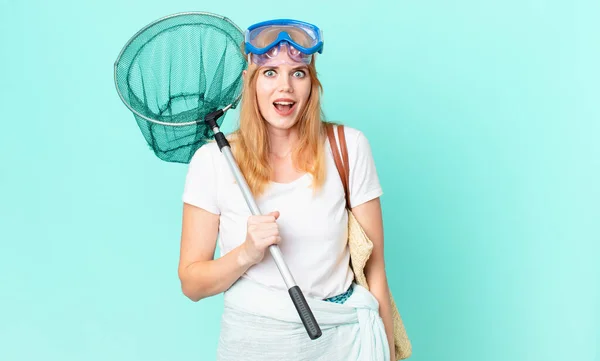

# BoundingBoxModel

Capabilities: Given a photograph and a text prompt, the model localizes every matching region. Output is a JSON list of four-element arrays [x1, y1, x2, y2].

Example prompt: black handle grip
[[288, 286, 322, 340]]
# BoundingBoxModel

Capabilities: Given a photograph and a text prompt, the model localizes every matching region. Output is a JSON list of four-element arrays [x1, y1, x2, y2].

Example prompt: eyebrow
[[264, 65, 308, 71]]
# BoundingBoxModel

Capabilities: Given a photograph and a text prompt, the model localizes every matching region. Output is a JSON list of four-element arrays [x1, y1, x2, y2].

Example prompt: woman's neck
[[267, 125, 299, 158]]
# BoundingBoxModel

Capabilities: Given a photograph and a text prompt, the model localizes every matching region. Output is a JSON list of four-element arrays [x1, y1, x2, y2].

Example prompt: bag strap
[[326, 124, 351, 209]]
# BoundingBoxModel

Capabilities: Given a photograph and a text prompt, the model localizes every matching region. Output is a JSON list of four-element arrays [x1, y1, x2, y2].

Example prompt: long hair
[[229, 54, 329, 198]]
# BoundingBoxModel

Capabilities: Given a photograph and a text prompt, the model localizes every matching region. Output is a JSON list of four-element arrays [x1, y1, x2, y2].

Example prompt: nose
[[278, 75, 293, 93]]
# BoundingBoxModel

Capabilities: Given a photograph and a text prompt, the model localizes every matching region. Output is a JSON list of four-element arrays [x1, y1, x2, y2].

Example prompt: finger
[[261, 235, 280, 247], [260, 223, 279, 231], [250, 215, 278, 224], [247, 223, 263, 234], [256, 228, 279, 239]]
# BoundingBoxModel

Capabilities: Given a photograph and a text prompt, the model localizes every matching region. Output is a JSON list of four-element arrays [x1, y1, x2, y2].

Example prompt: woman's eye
[[293, 70, 306, 78], [264, 70, 276, 77]]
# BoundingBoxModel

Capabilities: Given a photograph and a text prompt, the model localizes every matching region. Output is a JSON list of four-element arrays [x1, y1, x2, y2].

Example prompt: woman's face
[[255, 48, 312, 131]]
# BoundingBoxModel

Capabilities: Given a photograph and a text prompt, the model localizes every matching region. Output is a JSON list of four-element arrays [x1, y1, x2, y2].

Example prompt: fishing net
[[114, 12, 247, 163]]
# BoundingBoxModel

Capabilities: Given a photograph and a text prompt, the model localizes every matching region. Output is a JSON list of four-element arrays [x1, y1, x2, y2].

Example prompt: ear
[[242, 69, 247, 78]]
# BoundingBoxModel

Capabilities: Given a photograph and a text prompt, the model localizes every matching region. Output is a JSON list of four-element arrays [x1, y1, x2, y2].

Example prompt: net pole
[[206, 110, 322, 340]]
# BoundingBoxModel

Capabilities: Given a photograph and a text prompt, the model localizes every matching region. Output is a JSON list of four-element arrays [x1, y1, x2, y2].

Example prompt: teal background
[[1, 0, 598, 360]]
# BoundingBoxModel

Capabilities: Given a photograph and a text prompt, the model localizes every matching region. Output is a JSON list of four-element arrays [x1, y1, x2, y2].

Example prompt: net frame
[[113, 11, 247, 163], [114, 11, 245, 127]]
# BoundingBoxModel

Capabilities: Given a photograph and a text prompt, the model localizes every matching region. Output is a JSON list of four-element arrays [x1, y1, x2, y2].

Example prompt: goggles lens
[[250, 41, 312, 66], [248, 25, 318, 50]]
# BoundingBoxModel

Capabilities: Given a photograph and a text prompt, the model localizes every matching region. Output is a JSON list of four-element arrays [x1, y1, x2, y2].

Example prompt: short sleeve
[[348, 131, 383, 208], [182, 144, 220, 214]]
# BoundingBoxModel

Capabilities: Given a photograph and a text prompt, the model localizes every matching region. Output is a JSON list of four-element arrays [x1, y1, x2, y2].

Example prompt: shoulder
[[325, 122, 367, 140], [188, 141, 221, 165], [339, 125, 365, 141], [333, 124, 373, 154]]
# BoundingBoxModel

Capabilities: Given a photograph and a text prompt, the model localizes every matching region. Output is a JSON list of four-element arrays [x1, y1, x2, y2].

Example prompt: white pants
[[216, 277, 390, 361]]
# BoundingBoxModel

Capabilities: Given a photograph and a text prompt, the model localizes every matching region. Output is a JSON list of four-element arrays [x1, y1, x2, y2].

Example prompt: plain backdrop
[[1, 0, 598, 360]]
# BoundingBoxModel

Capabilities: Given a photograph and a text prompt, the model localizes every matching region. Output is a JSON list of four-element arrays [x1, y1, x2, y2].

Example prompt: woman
[[178, 19, 395, 361]]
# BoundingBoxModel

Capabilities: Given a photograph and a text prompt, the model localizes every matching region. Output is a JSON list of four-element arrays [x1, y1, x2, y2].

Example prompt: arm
[[177, 203, 254, 302], [351, 197, 395, 360]]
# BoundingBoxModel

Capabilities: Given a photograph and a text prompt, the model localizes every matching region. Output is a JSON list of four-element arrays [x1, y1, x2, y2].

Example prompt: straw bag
[[326, 124, 412, 360]]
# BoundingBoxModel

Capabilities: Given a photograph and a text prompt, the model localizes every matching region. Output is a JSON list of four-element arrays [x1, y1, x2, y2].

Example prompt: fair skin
[[178, 51, 395, 360], [254, 54, 312, 181]]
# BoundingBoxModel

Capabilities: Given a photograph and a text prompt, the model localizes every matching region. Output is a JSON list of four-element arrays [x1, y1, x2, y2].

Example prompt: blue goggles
[[244, 19, 324, 57]]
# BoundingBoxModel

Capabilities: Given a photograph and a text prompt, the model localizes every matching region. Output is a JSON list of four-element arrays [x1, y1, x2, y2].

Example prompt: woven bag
[[326, 124, 412, 360]]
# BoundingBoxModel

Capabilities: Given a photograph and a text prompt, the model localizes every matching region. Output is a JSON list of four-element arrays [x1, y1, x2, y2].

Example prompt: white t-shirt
[[182, 125, 383, 299]]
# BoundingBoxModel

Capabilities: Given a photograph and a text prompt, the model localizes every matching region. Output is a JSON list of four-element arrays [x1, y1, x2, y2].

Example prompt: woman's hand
[[240, 211, 281, 266]]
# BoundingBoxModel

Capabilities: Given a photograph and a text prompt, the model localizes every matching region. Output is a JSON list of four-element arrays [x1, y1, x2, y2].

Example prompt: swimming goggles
[[244, 19, 324, 65]]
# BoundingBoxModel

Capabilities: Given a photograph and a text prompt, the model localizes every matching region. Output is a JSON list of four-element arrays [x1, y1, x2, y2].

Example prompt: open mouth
[[273, 101, 296, 116]]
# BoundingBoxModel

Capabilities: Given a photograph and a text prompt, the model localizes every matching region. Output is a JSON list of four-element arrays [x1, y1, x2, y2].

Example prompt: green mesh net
[[114, 12, 247, 163]]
